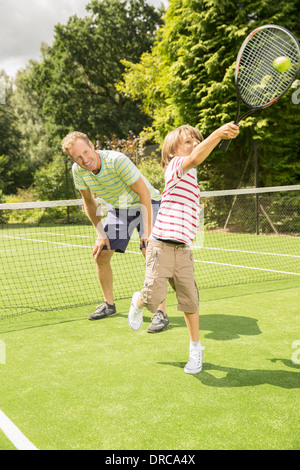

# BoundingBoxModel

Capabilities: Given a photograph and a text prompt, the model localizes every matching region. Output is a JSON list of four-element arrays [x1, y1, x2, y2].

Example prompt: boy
[[128, 122, 240, 374]]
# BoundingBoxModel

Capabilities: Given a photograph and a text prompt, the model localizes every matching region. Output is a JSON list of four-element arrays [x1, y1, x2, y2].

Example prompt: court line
[[1, 234, 299, 258], [1, 236, 299, 275], [193, 246, 300, 258], [6, 231, 94, 238], [1, 235, 91, 249], [126, 251, 300, 275], [194, 259, 300, 276], [0, 409, 38, 450]]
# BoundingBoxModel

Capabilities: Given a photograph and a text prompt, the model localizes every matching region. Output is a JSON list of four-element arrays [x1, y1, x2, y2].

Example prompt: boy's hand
[[219, 122, 240, 140]]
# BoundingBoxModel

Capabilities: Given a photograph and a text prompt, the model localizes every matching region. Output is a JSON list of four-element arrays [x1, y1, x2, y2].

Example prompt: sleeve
[[72, 163, 89, 190], [114, 153, 141, 187], [165, 157, 185, 187]]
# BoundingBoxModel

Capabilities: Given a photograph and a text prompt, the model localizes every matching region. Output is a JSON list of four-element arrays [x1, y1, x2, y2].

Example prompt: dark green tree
[[26, 0, 164, 145], [0, 71, 33, 195], [119, 0, 300, 188]]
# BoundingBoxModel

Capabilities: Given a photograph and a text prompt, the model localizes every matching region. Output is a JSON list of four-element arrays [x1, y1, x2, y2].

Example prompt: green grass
[[0, 224, 299, 449], [0, 279, 299, 450]]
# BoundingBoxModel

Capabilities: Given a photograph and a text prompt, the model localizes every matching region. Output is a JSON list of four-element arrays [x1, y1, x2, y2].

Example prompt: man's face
[[69, 139, 100, 173]]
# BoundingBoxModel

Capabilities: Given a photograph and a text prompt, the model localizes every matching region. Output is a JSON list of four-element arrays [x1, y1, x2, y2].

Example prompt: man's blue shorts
[[103, 200, 161, 253]]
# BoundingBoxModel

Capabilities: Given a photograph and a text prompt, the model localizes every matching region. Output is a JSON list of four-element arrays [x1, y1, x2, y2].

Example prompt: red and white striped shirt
[[151, 157, 200, 246]]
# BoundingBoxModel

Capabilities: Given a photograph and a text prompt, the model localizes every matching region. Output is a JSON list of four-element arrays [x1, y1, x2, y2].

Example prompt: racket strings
[[237, 28, 300, 107]]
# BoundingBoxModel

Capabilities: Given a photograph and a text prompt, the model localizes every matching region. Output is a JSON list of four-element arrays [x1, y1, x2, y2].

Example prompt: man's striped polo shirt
[[72, 150, 161, 209]]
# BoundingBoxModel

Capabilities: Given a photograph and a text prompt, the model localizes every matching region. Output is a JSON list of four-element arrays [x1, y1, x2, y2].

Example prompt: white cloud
[[0, 0, 167, 78], [0, 0, 89, 77]]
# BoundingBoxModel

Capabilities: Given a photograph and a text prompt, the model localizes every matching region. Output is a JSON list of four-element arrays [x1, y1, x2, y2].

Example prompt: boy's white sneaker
[[128, 292, 144, 331], [184, 345, 205, 374]]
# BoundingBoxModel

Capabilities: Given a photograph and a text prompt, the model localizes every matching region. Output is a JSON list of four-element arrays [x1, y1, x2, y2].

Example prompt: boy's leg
[[128, 240, 170, 331], [137, 202, 169, 332], [128, 292, 144, 331], [173, 247, 204, 373], [183, 311, 204, 374], [183, 311, 199, 342]]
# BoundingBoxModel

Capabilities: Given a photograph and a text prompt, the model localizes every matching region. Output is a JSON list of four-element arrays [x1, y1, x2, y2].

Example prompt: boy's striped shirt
[[151, 157, 200, 246], [72, 150, 161, 208]]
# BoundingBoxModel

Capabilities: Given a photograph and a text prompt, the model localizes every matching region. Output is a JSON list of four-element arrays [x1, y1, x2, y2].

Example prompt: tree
[[25, 0, 164, 145], [119, 0, 300, 187], [0, 71, 33, 195], [12, 61, 56, 169]]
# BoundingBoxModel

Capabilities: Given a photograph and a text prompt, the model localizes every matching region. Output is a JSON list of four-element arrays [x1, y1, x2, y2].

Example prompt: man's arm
[[129, 177, 152, 251], [80, 188, 111, 257]]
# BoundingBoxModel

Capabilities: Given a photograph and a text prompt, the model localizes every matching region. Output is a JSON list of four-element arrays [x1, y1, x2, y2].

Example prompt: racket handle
[[219, 139, 232, 152]]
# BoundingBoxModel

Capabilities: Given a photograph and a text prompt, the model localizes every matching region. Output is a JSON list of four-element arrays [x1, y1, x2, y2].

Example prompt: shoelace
[[151, 312, 164, 324], [97, 302, 109, 312], [189, 346, 205, 365]]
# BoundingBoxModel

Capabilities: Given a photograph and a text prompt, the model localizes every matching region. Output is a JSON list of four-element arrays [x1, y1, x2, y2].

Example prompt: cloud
[[0, 0, 91, 77], [0, 0, 167, 78]]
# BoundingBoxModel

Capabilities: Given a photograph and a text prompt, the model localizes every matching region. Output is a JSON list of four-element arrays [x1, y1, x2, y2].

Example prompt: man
[[61, 131, 168, 332]]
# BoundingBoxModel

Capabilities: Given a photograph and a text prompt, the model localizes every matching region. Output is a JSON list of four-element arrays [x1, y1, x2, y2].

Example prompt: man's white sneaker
[[184, 345, 205, 374], [128, 292, 144, 331]]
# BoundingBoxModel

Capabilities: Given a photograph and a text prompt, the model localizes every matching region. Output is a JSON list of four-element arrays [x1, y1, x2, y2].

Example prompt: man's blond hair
[[61, 131, 91, 155], [161, 125, 204, 171]]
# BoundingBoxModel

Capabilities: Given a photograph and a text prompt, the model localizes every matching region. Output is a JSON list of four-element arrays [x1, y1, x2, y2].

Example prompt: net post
[[253, 137, 259, 235]]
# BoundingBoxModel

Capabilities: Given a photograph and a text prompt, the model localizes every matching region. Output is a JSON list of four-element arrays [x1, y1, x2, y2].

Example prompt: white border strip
[[0, 185, 299, 210], [0, 409, 38, 450], [194, 259, 300, 276], [200, 184, 300, 198]]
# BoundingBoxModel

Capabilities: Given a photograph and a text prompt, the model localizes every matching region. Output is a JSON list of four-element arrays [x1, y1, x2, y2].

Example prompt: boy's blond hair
[[61, 131, 91, 155], [161, 125, 204, 171]]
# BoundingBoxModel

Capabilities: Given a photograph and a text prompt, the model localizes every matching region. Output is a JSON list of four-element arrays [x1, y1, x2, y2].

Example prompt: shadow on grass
[[153, 313, 261, 341], [199, 314, 261, 340], [1, 311, 262, 342], [158, 361, 300, 389]]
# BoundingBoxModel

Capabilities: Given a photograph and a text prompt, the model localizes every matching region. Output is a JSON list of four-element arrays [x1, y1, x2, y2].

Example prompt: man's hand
[[93, 237, 111, 260]]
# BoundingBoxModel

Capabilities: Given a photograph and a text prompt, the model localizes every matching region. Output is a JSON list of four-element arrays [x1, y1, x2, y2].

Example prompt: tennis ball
[[273, 56, 292, 72]]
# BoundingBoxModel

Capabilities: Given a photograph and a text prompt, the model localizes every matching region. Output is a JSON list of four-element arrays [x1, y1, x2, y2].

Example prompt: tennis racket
[[220, 24, 300, 151]]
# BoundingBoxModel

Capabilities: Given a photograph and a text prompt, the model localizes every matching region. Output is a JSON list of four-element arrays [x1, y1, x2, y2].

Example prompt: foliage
[[102, 130, 145, 166], [3, 0, 164, 199], [33, 154, 75, 201], [0, 71, 33, 194], [12, 62, 56, 169], [118, 0, 300, 188], [138, 156, 165, 192], [23, 0, 164, 144]]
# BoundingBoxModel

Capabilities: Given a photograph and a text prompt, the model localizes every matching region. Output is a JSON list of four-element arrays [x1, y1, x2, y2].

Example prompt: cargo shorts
[[140, 239, 199, 314]]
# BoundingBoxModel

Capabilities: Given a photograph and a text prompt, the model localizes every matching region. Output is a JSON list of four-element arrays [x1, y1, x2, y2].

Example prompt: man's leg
[[95, 249, 115, 305], [88, 249, 116, 320]]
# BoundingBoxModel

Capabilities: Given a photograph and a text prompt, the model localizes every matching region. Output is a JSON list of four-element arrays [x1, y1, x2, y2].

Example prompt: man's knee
[[95, 249, 114, 267]]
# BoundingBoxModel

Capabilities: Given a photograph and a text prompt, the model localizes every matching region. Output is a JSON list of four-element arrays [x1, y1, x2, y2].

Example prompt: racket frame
[[220, 24, 300, 151]]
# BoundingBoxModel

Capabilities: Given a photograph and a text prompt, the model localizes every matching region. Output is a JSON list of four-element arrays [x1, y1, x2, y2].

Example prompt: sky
[[0, 0, 168, 79]]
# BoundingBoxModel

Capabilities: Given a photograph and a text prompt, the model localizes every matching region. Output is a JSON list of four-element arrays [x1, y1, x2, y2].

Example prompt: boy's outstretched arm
[[182, 123, 240, 173]]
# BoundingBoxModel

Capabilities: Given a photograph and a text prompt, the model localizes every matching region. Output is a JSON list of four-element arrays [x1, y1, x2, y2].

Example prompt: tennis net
[[0, 185, 299, 319]]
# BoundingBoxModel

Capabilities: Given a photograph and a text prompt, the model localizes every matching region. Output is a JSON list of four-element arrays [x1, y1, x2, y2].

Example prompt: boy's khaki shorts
[[140, 239, 199, 314]]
